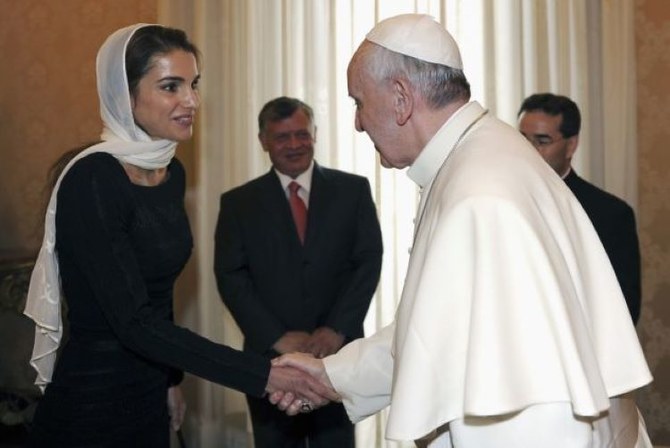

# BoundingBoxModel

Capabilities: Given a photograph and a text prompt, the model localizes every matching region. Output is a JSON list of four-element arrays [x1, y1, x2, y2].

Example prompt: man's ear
[[258, 132, 269, 152], [392, 79, 413, 126], [566, 135, 579, 159]]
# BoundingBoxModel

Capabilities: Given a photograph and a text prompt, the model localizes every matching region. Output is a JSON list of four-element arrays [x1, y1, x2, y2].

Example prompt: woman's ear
[[392, 79, 413, 126]]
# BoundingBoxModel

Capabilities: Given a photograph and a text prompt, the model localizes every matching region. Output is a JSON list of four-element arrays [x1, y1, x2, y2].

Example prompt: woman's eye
[[161, 82, 178, 92]]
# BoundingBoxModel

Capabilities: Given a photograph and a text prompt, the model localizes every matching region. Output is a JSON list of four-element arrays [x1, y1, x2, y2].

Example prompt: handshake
[[265, 327, 344, 416], [266, 352, 340, 415]]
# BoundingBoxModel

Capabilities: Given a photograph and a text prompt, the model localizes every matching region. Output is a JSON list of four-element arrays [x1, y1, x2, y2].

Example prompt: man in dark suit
[[214, 96, 383, 447], [518, 93, 641, 324]]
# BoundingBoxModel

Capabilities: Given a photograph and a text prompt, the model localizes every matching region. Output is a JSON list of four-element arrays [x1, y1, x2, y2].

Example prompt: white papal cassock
[[323, 101, 652, 447]]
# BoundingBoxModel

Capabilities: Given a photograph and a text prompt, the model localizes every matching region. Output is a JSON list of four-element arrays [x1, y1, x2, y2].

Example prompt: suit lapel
[[255, 165, 332, 249], [304, 164, 332, 248], [255, 170, 298, 242]]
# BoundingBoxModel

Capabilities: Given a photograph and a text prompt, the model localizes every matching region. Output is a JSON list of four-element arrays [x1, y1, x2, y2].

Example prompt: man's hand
[[306, 327, 345, 358], [273, 331, 311, 354], [265, 364, 339, 416], [270, 352, 340, 415]]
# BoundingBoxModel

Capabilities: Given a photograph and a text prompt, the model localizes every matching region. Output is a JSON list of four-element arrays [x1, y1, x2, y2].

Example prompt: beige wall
[[635, 0, 670, 443], [0, 0, 157, 253]]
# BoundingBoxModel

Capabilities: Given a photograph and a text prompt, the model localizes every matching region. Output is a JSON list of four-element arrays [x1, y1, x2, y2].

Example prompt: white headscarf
[[24, 23, 180, 391]]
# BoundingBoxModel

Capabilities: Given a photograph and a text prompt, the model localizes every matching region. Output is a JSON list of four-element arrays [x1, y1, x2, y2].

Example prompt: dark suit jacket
[[214, 163, 383, 356], [564, 169, 641, 323]]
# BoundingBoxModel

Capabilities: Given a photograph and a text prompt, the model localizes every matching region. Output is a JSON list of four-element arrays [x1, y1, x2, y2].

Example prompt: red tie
[[288, 181, 307, 243]]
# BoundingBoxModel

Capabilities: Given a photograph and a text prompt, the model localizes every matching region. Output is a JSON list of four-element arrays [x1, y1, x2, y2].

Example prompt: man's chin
[[380, 155, 404, 170], [377, 151, 393, 169]]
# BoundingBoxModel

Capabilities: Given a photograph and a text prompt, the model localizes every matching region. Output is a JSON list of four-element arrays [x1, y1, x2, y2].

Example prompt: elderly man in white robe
[[272, 13, 653, 448]]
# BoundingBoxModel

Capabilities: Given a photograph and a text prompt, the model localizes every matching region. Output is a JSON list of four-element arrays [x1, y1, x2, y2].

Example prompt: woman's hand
[[167, 385, 187, 431]]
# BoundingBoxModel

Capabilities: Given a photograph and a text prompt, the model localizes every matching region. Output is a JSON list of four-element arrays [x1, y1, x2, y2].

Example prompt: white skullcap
[[366, 13, 463, 69]]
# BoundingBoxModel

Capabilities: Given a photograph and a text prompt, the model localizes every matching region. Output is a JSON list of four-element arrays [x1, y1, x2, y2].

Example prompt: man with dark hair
[[518, 93, 641, 324], [215, 96, 383, 447]]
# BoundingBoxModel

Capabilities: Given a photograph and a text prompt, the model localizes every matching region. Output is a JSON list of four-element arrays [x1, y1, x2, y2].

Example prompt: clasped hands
[[273, 327, 344, 359], [265, 327, 344, 416], [267, 352, 337, 415]]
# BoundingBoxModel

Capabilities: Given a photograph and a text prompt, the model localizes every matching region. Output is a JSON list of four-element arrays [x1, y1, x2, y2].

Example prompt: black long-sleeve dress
[[29, 153, 269, 447]]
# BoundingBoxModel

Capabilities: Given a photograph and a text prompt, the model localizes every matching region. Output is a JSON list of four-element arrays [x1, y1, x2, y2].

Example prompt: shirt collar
[[275, 160, 315, 194], [407, 101, 487, 188]]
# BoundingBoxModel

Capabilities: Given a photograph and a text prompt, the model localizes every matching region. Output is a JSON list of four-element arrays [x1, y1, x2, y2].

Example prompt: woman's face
[[131, 49, 200, 141]]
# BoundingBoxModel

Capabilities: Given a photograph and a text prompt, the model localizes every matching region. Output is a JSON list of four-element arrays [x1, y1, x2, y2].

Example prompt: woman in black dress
[[24, 24, 334, 447]]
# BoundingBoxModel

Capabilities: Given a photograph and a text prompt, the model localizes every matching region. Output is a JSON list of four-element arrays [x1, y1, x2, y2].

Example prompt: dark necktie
[[288, 181, 307, 243]]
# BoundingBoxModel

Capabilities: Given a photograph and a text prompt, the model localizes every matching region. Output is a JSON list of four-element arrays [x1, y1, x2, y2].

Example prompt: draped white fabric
[[158, 1, 637, 447]]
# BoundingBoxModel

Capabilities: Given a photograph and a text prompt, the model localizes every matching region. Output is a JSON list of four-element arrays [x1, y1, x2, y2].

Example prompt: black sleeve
[[214, 192, 287, 353], [610, 206, 641, 324], [323, 177, 383, 338]]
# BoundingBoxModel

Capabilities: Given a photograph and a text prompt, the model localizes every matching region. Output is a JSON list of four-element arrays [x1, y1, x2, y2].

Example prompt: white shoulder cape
[[324, 102, 652, 442]]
